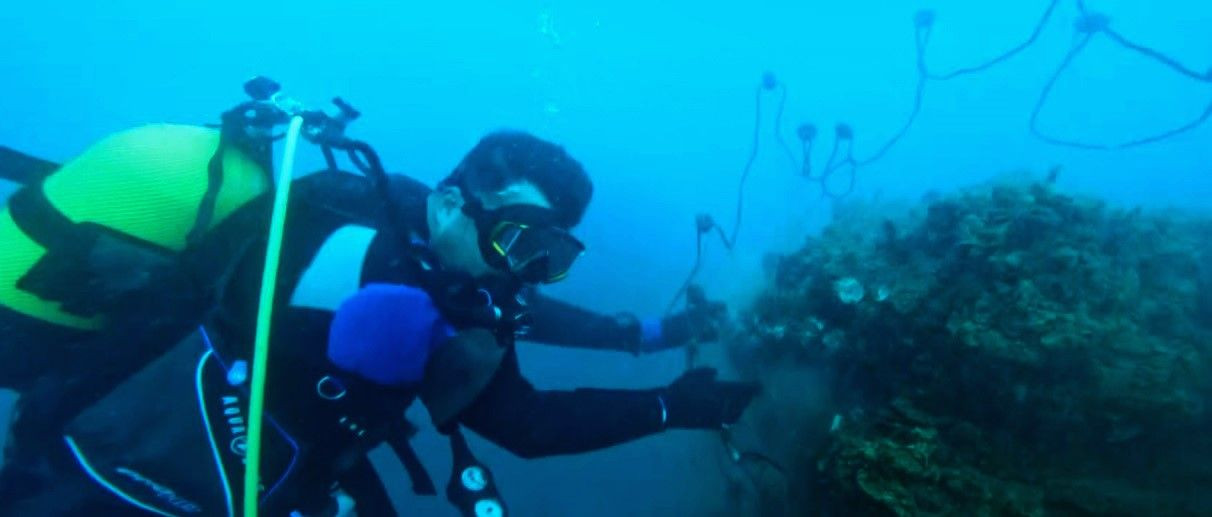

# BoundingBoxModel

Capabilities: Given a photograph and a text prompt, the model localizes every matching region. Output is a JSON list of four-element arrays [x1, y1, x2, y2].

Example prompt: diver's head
[[427, 130, 592, 284]]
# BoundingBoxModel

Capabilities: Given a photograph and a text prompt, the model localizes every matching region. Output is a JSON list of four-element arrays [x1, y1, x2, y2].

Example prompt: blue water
[[2, 1, 1209, 515]]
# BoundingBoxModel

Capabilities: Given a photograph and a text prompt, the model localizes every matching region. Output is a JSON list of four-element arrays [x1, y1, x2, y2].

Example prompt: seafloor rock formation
[[727, 177, 1212, 516]]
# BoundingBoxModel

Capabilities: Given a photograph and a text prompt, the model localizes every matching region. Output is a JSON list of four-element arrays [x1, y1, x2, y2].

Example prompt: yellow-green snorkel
[[243, 114, 303, 517]]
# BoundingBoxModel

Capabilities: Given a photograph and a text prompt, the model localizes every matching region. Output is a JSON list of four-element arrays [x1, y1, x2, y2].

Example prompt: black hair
[[440, 131, 593, 228]]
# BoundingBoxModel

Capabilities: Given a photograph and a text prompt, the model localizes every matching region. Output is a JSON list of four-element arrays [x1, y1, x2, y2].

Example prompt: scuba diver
[[0, 78, 758, 516]]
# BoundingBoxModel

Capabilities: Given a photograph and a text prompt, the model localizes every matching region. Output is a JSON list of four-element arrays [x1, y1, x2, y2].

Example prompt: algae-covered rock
[[730, 178, 1212, 516]]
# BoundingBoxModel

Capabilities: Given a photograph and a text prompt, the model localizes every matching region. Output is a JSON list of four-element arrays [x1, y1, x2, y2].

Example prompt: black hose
[[717, 426, 792, 516], [726, 84, 767, 249], [1102, 28, 1211, 83], [854, 72, 927, 168], [1029, 33, 1108, 149], [773, 84, 799, 176], [799, 135, 815, 180], [666, 226, 708, 316], [922, 0, 1062, 81], [666, 78, 775, 313], [1029, 7, 1212, 150]]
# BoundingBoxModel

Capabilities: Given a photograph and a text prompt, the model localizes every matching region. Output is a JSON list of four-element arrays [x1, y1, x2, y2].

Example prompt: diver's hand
[[655, 298, 729, 348], [660, 368, 760, 429]]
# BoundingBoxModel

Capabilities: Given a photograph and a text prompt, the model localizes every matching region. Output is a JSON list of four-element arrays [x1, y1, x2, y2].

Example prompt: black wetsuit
[[222, 170, 666, 451], [1, 169, 668, 515]]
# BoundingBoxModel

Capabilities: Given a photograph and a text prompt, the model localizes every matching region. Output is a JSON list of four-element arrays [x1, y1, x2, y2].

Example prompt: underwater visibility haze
[[1, 0, 1210, 515]]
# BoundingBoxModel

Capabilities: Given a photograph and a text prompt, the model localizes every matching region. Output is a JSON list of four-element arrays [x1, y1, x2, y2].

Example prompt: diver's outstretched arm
[[525, 293, 726, 355], [524, 294, 648, 353], [455, 347, 758, 459]]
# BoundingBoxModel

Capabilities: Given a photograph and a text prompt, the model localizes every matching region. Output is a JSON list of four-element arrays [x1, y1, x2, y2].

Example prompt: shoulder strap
[[336, 454, 398, 516], [186, 111, 276, 248], [385, 420, 437, 496], [332, 418, 438, 516], [185, 137, 229, 246]]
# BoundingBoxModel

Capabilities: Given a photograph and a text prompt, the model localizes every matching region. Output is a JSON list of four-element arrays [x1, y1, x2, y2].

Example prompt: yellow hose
[[243, 115, 304, 517]]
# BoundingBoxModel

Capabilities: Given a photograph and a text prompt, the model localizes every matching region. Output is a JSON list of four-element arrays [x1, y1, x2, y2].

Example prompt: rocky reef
[[728, 176, 1212, 516]]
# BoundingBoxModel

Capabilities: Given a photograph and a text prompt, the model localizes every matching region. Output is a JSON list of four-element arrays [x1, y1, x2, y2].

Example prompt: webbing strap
[[386, 424, 438, 496], [7, 182, 97, 255], [0, 146, 58, 185], [337, 455, 397, 516], [186, 137, 228, 246]]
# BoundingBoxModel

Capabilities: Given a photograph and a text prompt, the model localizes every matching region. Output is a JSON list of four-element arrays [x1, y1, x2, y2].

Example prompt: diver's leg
[[0, 304, 91, 393], [0, 305, 94, 486], [0, 436, 150, 516]]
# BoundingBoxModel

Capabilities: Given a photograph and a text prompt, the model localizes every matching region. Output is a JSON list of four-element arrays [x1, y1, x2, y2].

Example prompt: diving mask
[[462, 195, 585, 284]]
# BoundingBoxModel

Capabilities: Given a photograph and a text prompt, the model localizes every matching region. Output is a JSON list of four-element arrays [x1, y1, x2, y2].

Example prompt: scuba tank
[[0, 123, 271, 329], [46, 77, 516, 517]]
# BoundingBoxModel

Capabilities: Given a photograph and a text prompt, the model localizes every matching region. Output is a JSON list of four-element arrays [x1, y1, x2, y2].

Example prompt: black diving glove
[[660, 368, 760, 429]]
